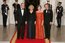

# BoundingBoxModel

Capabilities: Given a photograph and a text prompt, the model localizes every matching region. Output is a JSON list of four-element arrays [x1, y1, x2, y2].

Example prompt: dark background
[[25, 0, 40, 11]]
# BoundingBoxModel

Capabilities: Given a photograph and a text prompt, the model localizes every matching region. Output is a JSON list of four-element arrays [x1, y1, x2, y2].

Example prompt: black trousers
[[2, 14, 7, 27], [27, 20, 35, 39], [17, 21, 25, 39], [44, 23, 51, 39], [57, 17, 61, 27]]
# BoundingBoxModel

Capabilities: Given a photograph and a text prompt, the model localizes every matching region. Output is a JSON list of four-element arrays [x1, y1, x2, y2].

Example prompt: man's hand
[[50, 22, 53, 25], [5, 13, 7, 15], [57, 10, 59, 12], [15, 21, 18, 24]]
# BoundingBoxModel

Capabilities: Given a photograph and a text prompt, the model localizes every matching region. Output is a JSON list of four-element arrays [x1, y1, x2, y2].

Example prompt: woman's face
[[38, 6, 41, 10], [29, 6, 34, 10]]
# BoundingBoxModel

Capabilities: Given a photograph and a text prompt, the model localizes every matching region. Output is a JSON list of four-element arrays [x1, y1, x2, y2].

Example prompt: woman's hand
[[34, 21, 36, 24], [42, 21, 44, 26]]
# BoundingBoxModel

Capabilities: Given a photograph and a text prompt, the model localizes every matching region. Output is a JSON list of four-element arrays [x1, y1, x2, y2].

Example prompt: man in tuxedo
[[17, 3, 27, 39], [56, 2, 63, 28], [1, 0, 9, 28], [44, 4, 53, 43], [12, 0, 19, 26]]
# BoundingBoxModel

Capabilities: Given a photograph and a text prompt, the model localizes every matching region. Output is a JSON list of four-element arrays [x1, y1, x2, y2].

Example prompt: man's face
[[15, 0, 18, 2], [15, 0, 18, 4], [45, 4, 49, 10], [58, 3, 61, 6], [4, 1, 6, 4], [21, 3, 25, 9]]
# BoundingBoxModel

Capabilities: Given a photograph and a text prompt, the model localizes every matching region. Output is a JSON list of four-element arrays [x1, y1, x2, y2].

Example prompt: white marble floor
[[51, 25, 65, 42], [0, 25, 15, 41]]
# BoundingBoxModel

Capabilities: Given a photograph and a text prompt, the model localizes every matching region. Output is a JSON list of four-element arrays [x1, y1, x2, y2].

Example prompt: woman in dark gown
[[27, 5, 36, 39]]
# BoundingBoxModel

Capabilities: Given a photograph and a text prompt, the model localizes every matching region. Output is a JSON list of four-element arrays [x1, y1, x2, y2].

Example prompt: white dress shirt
[[46, 10, 48, 13], [21, 9, 24, 16]]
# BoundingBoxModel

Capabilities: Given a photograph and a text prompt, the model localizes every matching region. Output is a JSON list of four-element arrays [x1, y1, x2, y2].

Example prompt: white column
[[50, 0, 58, 25], [7, 0, 15, 25], [0, 0, 3, 25]]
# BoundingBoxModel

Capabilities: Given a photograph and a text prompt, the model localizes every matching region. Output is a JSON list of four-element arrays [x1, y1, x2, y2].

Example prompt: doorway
[[25, 0, 40, 10]]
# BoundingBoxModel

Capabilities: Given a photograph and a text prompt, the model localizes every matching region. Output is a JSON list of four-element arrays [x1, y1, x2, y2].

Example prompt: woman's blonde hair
[[28, 4, 34, 9]]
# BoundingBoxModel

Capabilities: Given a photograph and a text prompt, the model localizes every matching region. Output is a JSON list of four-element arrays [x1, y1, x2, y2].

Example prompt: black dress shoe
[[21, 37, 24, 39], [17, 37, 20, 39], [3, 25, 7, 28], [57, 26, 61, 28], [15, 24, 18, 26], [17, 36, 20, 39]]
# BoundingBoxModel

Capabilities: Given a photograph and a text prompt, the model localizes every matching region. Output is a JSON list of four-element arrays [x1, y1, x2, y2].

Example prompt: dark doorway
[[25, 0, 40, 11]]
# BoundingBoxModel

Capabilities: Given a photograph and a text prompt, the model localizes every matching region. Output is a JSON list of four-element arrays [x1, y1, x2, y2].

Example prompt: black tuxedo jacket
[[56, 6, 63, 18], [44, 9, 53, 24], [16, 4, 27, 23], [1, 4, 9, 16]]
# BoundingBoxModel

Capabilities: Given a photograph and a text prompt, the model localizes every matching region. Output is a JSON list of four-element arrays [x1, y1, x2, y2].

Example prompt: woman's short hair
[[28, 4, 34, 9]]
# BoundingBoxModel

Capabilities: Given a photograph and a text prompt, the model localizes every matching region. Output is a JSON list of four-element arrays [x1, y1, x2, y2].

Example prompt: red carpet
[[15, 39, 45, 43], [10, 24, 45, 43]]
